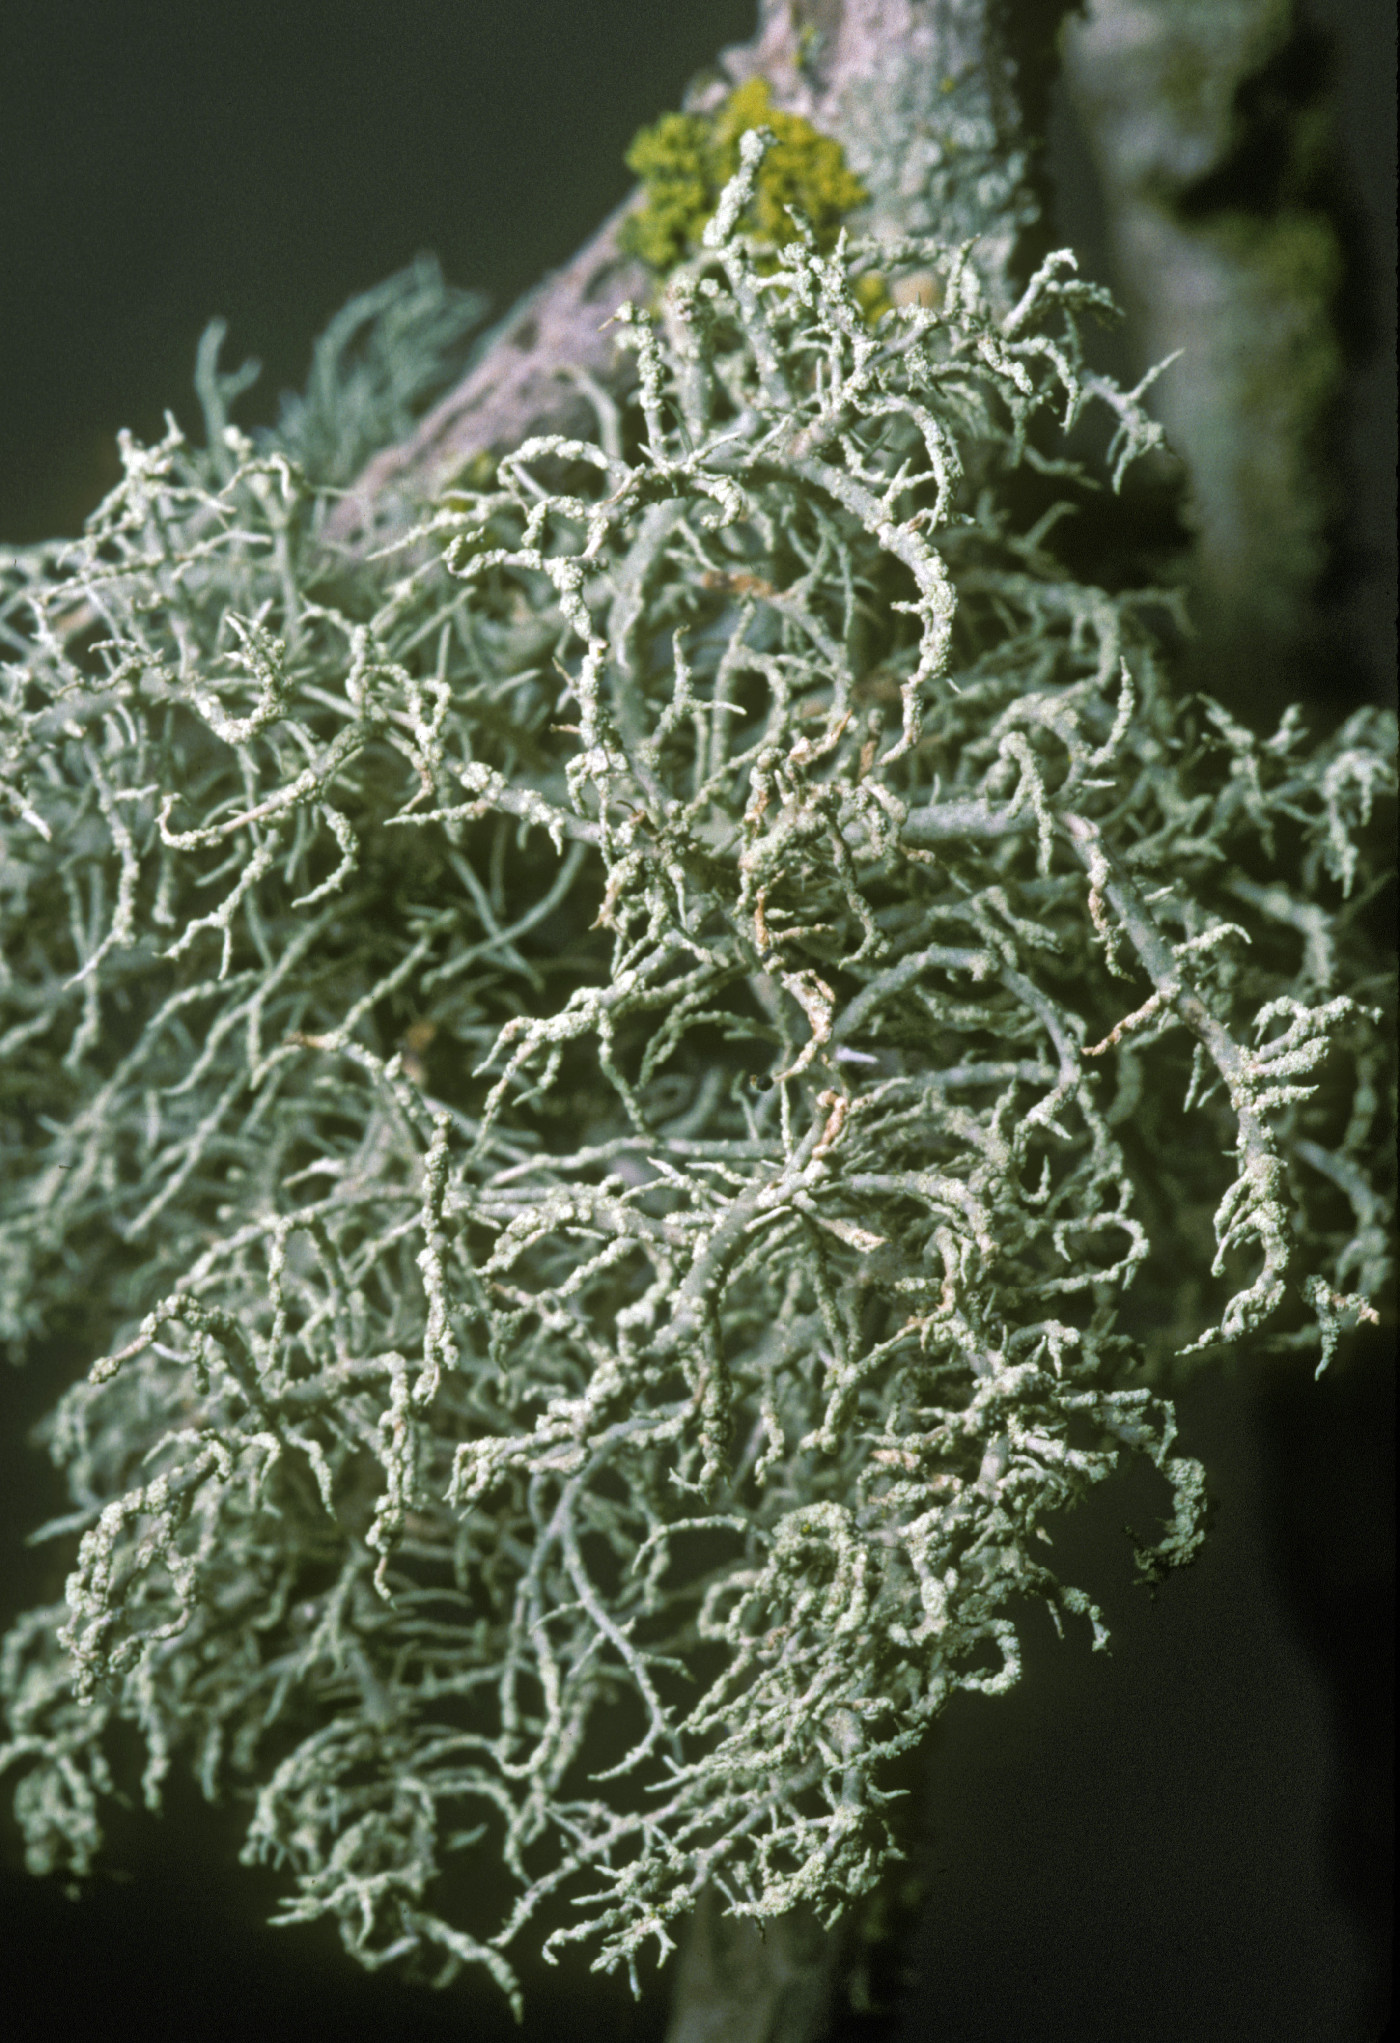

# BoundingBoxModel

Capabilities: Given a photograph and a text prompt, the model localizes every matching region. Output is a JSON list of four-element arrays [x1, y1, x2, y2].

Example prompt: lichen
[[0, 130, 1391, 2012], [619, 77, 870, 273]]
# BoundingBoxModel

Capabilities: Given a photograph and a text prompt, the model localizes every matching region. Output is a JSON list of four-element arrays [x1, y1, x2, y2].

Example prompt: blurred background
[[1, 4, 1392, 2038]]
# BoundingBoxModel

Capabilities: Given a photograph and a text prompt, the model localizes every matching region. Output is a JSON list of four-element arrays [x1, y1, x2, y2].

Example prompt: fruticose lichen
[[0, 130, 1392, 2011]]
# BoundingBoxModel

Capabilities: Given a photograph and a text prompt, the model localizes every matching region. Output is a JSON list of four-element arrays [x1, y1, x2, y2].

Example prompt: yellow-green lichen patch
[[620, 77, 870, 274]]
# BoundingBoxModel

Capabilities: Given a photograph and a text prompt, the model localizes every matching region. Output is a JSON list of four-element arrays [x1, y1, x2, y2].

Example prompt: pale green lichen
[[0, 130, 1392, 2012]]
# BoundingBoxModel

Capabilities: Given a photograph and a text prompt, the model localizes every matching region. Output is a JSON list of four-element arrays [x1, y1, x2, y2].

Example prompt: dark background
[[1, 4, 1393, 2039]]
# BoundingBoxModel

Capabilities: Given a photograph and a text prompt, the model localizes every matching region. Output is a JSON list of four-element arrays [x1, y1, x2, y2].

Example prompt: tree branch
[[322, 0, 1049, 558]]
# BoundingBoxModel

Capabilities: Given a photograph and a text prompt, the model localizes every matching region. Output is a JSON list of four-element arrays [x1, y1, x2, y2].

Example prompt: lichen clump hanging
[[0, 130, 1391, 2011]]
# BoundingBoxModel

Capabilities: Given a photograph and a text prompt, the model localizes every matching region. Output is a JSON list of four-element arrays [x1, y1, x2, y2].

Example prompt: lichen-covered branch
[[0, 131, 1391, 2022], [323, 0, 1053, 557]]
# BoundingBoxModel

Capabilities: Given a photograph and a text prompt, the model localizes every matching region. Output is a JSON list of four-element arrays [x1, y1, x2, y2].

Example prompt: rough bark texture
[[323, 0, 1046, 557], [661, 1890, 845, 2043], [1060, 0, 1347, 712], [694, 0, 1037, 296]]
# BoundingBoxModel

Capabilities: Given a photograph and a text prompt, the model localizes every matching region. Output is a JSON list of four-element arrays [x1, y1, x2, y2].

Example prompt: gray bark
[[1060, 0, 1347, 711], [661, 1889, 846, 2043], [693, 0, 1038, 300]]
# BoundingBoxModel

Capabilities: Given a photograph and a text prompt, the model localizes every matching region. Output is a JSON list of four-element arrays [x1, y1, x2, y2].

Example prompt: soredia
[[0, 129, 1392, 2013]]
